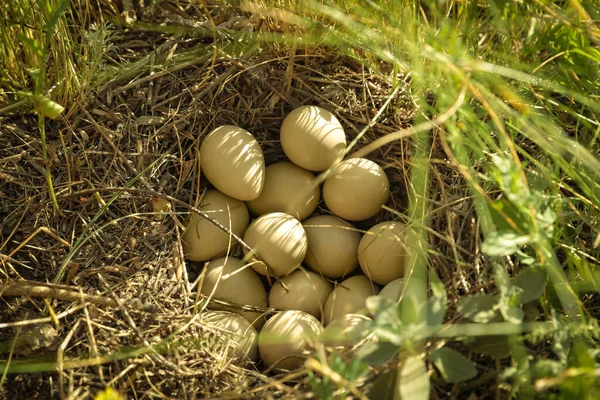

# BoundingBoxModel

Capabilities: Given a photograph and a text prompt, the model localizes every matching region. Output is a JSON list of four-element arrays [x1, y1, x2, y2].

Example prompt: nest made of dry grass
[[0, 3, 494, 399]]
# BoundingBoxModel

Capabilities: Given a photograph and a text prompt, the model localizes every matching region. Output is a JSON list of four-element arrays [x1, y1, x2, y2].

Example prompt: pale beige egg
[[243, 212, 307, 277], [322, 158, 389, 221], [280, 106, 346, 171], [303, 215, 361, 279], [268, 269, 333, 319], [358, 222, 408, 285], [246, 162, 320, 220], [200, 257, 268, 328], [204, 311, 259, 363], [200, 125, 265, 201], [323, 275, 380, 326], [321, 314, 375, 349], [258, 310, 323, 370], [379, 278, 404, 303], [182, 190, 249, 262]]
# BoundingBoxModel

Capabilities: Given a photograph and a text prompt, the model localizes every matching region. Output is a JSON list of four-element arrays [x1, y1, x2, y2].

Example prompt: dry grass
[[0, 1, 513, 398]]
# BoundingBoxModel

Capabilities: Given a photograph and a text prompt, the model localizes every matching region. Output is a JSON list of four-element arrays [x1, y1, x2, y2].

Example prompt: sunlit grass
[[256, 0, 600, 397]]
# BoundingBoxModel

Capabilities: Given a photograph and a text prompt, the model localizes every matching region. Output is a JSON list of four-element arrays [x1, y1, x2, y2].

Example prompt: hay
[[0, 2, 494, 398]]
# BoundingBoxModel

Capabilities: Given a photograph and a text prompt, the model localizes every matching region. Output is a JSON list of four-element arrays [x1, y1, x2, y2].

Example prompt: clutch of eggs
[[181, 106, 410, 370]]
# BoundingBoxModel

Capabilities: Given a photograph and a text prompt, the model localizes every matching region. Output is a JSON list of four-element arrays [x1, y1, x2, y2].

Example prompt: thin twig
[[0, 282, 118, 308]]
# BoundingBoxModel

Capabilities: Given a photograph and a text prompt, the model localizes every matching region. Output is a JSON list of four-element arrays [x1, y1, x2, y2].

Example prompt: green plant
[[265, 0, 600, 397]]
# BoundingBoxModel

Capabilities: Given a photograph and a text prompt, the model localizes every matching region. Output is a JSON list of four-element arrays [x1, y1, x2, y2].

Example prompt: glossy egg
[[246, 162, 320, 220], [322, 158, 389, 221], [303, 215, 361, 279], [258, 310, 323, 370], [205, 311, 259, 363], [182, 190, 249, 262], [268, 269, 333, 319], [323, 275, 380, 326], [280, 106, 346, 171], [243, 212, 308, 277], [200, 125, 265, 201], [321, 314, 375, 349], [200, 257, 268, 328], [358, 222, 408, 285]]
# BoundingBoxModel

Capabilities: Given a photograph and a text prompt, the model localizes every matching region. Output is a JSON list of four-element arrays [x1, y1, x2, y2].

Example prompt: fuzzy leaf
[[399, 356, 430, 400], [367, 296, 401, 328], [456, 294, 500, 323], [513, 267, 547, 304], [428, 269, 447, 326], [467, 335, 511, 360], [367, 369, 396, 400], [431, 347, 478, 383], [355, 341, 398, 366], [482, 230, 531, 256]]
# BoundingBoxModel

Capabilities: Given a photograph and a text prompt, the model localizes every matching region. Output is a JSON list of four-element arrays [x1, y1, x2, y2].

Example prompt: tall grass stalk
[[260, 0, 600, 396]]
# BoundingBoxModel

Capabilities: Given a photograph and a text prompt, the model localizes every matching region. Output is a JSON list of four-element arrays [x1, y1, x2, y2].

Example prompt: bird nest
[[0, 3, 486, 398]]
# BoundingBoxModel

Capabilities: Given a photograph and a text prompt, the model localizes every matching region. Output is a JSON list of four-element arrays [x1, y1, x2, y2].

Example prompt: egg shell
[[258, 310, 323, 370], [321, 314, 375, 349], [268, 269, 333, 319], [243, 212, 308, 277], [182, 190, 249, 262], [323, 275, 380, 326], [358, 222, 408, 285], [322, 158, 389, 221], [204, 311, 259, 364], [246, 162, 320, 220], [303, 215, 361, 279], [200, 125, 265, 201], [379, 278, 404, 303], [200, 257, 268, 328], [280, 106, 346, 171]]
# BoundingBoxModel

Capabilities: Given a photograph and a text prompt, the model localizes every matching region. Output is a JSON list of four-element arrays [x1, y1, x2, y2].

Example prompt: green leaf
[[430, 347, 478, 383], [531, 360, 564, 379], [493, 263, 524, 323], [45, 0, 70, 33], [366, 296, 401, 327], [18, 34, 43, 57], [367, 369, 396, 400], [498, 304, 524, 324], [427, 269, 447, 326], [355, 341, 399, 366], [481, 230, 531, 256], [513, 267, 547, 304], [467, 335, 511, 360], [399, 356, 430, 400], [398, 294, 420, 326], [32, 95, 65, 119], [456, 294, 500, 323]]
